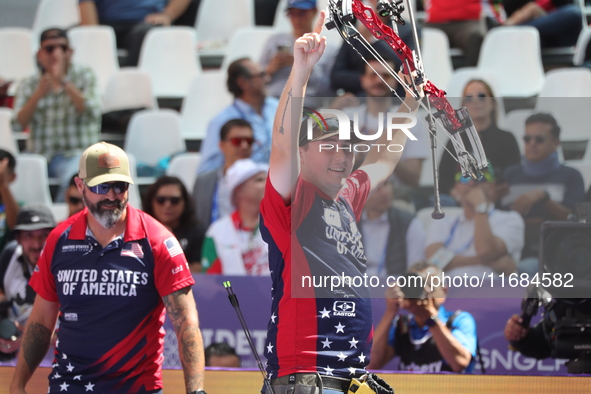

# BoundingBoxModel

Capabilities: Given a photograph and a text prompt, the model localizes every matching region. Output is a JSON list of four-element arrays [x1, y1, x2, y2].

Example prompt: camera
[[398, 273, 426, 299], [519, 289, 591, 373], [539, 203, 591, 298], [0, 318, 19, 361]]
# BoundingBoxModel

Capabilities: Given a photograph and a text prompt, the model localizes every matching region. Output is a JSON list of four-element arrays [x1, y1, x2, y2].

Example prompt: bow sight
[[326, 0, 489, 218]]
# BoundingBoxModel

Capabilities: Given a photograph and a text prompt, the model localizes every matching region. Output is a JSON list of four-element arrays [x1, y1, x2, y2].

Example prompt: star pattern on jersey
[[348, 366, 357, 376], [66, 363, 75, 372], [85, 382, 95, 391], [271, 313, 277, 323], [73, 375, 82, 381], [334, 322, 345, 333], [60, 382, 69, 391], [267, 343, 274, 354], [62, 353, 68, 360], [348, 337, 358, 349], [321, 337, 333, 349], [337, 352, 347, 362], [56, 339, 60, 347], [358, 353, 366, 364], [319, 307, 331, 318], [324, 365, 334, 376], [52, 372, 62, 379]]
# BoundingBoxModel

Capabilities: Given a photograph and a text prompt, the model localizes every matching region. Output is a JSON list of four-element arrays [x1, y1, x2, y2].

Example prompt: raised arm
[[269, 12, 327, 203], [10, 296, 60, 394], [163, 287, 205, 393]]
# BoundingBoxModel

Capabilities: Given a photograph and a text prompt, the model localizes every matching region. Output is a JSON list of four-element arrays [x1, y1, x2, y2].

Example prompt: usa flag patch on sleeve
[[164, 237, 183, 258]]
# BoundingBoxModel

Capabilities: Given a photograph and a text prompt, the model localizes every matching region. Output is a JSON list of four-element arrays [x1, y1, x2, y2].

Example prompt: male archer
[[259, 10, 422, 392]]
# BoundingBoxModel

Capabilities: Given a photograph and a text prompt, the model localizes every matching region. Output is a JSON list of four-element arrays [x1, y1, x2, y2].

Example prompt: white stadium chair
[[0, 108, 19, 155], [31, 0, 80, 50], [102, 69, 158, 113], [422, 28, 453, 90], [477, 27, 545, 97], [195, 0, 254, 56], [10, 154, 53, 206], [124, 109, 186, 168], [0, 28, 35, 83], [138, 27, 202, 98], [180, 72, 233, 141], [166, 152, 202, 192], [68, 26, 120, 93], [220, 27, 276, 72]]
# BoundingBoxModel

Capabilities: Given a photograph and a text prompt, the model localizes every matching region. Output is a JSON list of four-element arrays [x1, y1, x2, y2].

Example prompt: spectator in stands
[[501, 113, 585, 275], [359, 177, 426, 277], [13, 28, 101, 202], [79, 0, 193, 66], [341, 58, 429, 191], [198, 58, 278, 174], [202, 159, 269, 275], [424, 0, 492, 66], [0, 150, 18, 252], [65, 174, 85, 218], [438, 79, 521, 197], [0, 204, 56, 358], [503, 0, 582, 47], [259, 0, 336, 107], [369, 262, 477, 372], [426, 165, 524, 277], [193, 119, 253, 226], [204, 342, 241, 368], [143, 176, 205, 273]]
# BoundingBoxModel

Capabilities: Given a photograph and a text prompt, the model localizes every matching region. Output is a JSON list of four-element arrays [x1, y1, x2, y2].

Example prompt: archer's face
[[299, 136, 355, 198]]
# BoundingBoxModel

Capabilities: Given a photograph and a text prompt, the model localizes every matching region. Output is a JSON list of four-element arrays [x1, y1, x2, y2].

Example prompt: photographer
[[0, 205, 56, 358], [369, 262, 477, 372]]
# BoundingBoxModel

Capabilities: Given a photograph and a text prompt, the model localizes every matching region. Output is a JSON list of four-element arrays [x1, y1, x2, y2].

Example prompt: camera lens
[[399, 273, 425, 299], [0, 319, 18, 341]]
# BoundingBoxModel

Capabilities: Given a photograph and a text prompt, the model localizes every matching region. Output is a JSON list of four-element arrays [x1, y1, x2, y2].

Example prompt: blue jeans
[[48, 153, 81, 202], [523, 4, 582, 47]]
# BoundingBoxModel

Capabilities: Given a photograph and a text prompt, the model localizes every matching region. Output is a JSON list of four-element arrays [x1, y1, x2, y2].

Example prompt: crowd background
[[1, 0, 591, 378]]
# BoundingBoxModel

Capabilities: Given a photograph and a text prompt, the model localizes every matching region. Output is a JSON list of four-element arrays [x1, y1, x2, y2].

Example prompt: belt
[[320, 375, 351, 393], [270, 373, 351, 393]]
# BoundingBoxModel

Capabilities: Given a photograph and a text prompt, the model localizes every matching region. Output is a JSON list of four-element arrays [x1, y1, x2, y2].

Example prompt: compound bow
[[325, 0, 489, 218]]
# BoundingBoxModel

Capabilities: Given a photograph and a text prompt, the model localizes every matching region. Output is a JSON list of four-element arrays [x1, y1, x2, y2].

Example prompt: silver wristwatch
[[475, 202, 490, 214]]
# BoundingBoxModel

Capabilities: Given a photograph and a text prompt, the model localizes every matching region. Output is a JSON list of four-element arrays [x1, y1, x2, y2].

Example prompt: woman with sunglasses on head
[[143, 176, 206, 273], [438, 79, 521, 199]]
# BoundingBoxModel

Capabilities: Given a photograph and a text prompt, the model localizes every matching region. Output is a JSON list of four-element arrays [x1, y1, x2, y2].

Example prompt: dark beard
[[83, 189, 127, 229]]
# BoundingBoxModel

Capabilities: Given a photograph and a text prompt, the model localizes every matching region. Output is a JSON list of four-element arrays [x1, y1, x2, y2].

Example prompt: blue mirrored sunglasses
[[86, 181, 129, 195]]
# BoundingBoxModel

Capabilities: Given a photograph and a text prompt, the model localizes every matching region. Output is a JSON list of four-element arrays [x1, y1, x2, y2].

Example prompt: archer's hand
[[293, 11, 327, 74]]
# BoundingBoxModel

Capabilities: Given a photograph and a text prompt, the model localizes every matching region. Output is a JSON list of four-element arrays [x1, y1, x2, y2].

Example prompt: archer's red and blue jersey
[[260, 171, 373, 379], [29, 205, 195, 393]]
